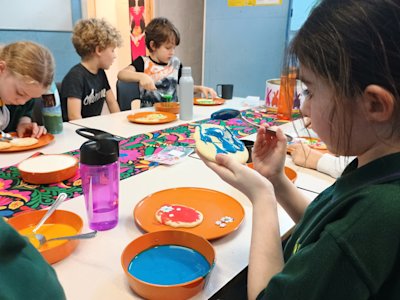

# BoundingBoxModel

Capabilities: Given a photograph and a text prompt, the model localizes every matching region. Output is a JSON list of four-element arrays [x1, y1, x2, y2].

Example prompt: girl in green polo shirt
[[199, 0, 400, 299]]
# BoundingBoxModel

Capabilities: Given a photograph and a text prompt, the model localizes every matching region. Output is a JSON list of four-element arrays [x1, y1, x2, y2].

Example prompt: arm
[[198, 153, 284, 300], [117, 65, 156, 91], [252, 126, 311, 222], [105, 89, 120, 113], [194, 85, 217, 98], [67, 97, 82, 120], [289, 143, 321, 169], [290, 143, 347, 178]]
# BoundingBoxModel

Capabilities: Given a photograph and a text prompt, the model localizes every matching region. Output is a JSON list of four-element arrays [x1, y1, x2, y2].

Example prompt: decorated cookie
[[10, 137, 39, 147], [155, 204, 203, 228], [194, 124, 249, 163], [136, 113, 167, 122], [0, 141, 11, 150]]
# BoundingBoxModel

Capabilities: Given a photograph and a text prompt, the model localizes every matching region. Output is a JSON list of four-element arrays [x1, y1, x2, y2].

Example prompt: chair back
[[116, 80, 140, 111]]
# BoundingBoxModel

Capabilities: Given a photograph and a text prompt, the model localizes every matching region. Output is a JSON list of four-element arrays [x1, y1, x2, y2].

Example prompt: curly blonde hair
[[72, 18, 123, 59], [0, 41, 54, 88]]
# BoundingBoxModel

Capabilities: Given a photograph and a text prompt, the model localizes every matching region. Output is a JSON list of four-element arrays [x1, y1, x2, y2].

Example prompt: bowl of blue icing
[[121, 230, 215, 300]]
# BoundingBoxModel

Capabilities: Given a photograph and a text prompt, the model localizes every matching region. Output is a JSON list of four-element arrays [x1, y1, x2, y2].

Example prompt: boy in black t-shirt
[[61, 18, 122, 121]]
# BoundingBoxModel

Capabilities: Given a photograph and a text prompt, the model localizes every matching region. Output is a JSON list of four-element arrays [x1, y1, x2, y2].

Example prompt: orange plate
[[247, 163, 297, 183], [8, 210, 83, 264], [193, 97, 225, 106], [121, 230, 215, 300], [127, 111, 177, 124], [0, 133, 54, 153], [134, 187, 245, 240]]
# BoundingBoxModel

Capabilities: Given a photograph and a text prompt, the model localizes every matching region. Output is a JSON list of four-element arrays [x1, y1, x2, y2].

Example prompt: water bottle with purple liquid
[[77, 128, 119, 231]]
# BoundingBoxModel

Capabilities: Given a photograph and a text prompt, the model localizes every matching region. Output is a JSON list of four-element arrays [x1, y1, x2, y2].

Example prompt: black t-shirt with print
[[60, 64, 110, 121]]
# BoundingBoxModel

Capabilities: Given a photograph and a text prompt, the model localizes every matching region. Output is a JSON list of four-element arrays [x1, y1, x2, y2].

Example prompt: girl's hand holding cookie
[[197, 150, 274, 201]]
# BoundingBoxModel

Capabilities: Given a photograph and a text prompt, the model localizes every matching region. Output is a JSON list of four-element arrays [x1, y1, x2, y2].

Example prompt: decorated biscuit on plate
[[194, 124, 249, 163], [155, 204, 203, 228], [10, 137, 39, 147], [0, 141, 11, 150]]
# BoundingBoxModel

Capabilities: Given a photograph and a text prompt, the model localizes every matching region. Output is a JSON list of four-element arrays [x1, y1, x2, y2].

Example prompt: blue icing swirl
[[199, 126, 244, 154]]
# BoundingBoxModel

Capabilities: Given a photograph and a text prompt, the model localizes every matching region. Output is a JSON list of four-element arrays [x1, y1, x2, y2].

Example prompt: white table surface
[[68, 97, 262, 139]]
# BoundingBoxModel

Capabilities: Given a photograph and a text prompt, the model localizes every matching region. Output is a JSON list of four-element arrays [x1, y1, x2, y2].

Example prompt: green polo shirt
[[4, 99, 35, 132], [0, 218, 66, 299], [258, 152, 400, 300]]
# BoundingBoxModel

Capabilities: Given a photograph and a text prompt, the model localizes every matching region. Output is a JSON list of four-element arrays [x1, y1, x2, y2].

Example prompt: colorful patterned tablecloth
[[0, 107, 301, 218]]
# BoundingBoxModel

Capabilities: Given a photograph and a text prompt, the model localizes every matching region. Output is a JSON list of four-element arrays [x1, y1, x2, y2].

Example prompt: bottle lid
[[77, 128, 119, 165], [181, 66, 192, 76]]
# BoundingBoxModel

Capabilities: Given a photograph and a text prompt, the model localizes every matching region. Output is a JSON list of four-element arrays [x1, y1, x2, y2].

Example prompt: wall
[[154, 0, 204, 86], [204, 0, 291, 99], [0, 0, 82, 83]]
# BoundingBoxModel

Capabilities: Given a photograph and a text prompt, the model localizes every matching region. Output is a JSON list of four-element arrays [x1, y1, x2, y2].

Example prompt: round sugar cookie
[[155, 204, 203, 228], [194, 124, 249, 163], [10, 137, 38, 147], [0, 141, 11, 150]]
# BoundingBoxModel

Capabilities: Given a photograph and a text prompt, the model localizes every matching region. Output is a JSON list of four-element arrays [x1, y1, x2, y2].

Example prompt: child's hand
[[16, 122, 47, 138], [139, 74, 156, 91], [289, 143, 321, 169], [198, 150, 274, 201], [252, 125, 287, 181], [195, 86, 217, 98]]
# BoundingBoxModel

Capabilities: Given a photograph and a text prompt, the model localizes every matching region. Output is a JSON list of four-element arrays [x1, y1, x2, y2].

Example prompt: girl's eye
[[302, 89, 311, 97], [300, 82, 312, 99]]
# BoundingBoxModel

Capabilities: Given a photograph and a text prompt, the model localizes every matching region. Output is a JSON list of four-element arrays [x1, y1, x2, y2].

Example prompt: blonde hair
[[0, 41, 54, 88], [72, 18, 123, 58]]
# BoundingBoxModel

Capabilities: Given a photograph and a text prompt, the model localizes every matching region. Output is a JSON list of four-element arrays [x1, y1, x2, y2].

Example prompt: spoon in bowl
[[32, 193, 67, 233], [35, 230, 98, 249]]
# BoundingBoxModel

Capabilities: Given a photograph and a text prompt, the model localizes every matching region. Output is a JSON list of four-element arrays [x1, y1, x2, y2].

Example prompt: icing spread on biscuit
[[199, 126, 244, 155], [157, 204, 201, 224]]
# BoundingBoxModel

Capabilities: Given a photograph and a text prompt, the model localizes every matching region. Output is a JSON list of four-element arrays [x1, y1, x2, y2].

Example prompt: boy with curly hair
[[61, 18, 122, 121]]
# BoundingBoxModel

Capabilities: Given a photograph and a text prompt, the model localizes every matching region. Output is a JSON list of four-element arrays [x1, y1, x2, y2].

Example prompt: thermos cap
[[80, 138, 119, 165], [76, 128, 119, 165]]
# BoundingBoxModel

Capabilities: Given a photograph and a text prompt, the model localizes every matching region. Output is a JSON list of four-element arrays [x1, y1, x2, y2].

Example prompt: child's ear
[[95, 46, 102, 56], [149, 41, 156, 52], [362, 84, 395, 122], [0, 61, 6, 73]]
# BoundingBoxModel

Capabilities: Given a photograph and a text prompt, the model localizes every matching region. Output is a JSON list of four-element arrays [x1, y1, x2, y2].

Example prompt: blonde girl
[[0, 41, 54, 137]]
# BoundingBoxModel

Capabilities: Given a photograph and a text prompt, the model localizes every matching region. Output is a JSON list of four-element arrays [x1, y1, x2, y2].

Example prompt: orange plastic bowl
[[17, 154, 78, 184], [121, 230, 215, 300], [154, 102, 180, 114], [8, 209, 83, 264], [247, 163, 297, 183]]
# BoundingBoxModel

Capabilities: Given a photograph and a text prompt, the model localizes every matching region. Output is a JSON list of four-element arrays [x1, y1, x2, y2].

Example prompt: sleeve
[[132, 56, 145, 72], [61, 69, 85, 100], [316, 154, 348, 178], [257, 231, 370, 300], [0, 218, 66, 300]]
